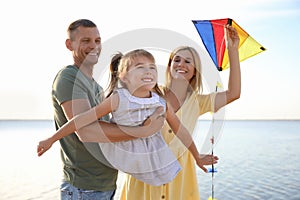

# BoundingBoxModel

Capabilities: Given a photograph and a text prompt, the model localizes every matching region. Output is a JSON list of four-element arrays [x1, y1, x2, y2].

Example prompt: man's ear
[[65, 39, 73, 51]]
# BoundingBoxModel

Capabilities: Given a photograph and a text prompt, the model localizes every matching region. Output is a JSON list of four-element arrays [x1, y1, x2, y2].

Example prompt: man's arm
[[62, 99, 165, 142]]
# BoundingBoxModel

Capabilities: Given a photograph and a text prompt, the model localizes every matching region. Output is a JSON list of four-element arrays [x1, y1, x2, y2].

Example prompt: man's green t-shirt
[[52, 65, 117, 191]]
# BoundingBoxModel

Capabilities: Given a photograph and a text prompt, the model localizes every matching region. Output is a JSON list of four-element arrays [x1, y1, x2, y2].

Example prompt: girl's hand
[[225, 25, 240, 49], [37, 138, 53, 157], [195, 154, 219, 173]]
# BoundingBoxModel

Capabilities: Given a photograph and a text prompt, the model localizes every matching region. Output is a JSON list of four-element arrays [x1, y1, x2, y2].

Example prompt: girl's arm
[[215, 25, 241, 112], [166, 103, 218, 172], [77, 106, 166, 142], [37, 94, 116, 156], [37, 97, 165, 156]]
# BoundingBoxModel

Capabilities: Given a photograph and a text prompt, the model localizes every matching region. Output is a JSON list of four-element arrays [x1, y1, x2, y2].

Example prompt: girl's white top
[[99, 88, 181, 186]]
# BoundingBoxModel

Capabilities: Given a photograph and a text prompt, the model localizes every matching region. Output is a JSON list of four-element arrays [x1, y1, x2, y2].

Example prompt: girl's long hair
[[106, 52, 122, 97]]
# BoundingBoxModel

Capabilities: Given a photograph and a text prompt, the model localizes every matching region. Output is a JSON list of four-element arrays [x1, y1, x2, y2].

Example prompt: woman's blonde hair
[[165, 46, 203, 94]]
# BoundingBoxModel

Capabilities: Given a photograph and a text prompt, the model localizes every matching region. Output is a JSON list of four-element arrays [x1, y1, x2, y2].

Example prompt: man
[[52, 19, 164, 200]]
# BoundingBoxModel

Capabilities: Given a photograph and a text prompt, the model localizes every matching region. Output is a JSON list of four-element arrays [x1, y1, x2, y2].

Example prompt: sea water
[[0, 120, 299, 200], [195, 120, 300, 200]]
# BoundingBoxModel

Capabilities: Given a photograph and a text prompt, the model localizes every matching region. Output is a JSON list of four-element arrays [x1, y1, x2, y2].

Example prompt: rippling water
[[195, 120, 300, 200], [0, 120, 299, 200]]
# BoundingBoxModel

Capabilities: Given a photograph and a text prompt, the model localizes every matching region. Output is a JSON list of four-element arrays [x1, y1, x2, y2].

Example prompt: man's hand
[[140, 106, 165, 137]]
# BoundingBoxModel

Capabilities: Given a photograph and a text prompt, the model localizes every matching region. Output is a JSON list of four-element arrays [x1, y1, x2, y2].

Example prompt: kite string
[[211, 84, 218, 200], [211, 118, 215, 199]]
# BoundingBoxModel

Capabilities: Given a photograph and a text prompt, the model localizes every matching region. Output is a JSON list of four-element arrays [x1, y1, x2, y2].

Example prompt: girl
[[120, 25, 241, 199], [37, 49, 218, 186]]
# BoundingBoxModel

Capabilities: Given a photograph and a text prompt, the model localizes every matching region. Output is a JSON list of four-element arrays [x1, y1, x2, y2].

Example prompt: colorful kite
[[192, 18, 266, 200], [192, 18, 266, 71]]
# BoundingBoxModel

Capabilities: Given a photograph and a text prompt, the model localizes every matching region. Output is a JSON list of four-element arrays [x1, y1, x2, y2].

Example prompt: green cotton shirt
[[52, 65, 117, 191]]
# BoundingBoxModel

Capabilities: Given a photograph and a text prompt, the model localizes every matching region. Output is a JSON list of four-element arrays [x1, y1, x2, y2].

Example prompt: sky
[[0, 0, 299, 120]]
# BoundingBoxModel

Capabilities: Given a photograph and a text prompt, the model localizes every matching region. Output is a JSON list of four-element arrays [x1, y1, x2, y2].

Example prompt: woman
[[120, 25, 240, 199]]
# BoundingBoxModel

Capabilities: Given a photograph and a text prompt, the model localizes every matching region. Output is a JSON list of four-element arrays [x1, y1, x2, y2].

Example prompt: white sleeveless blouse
[[99, 88, 181, 186]]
